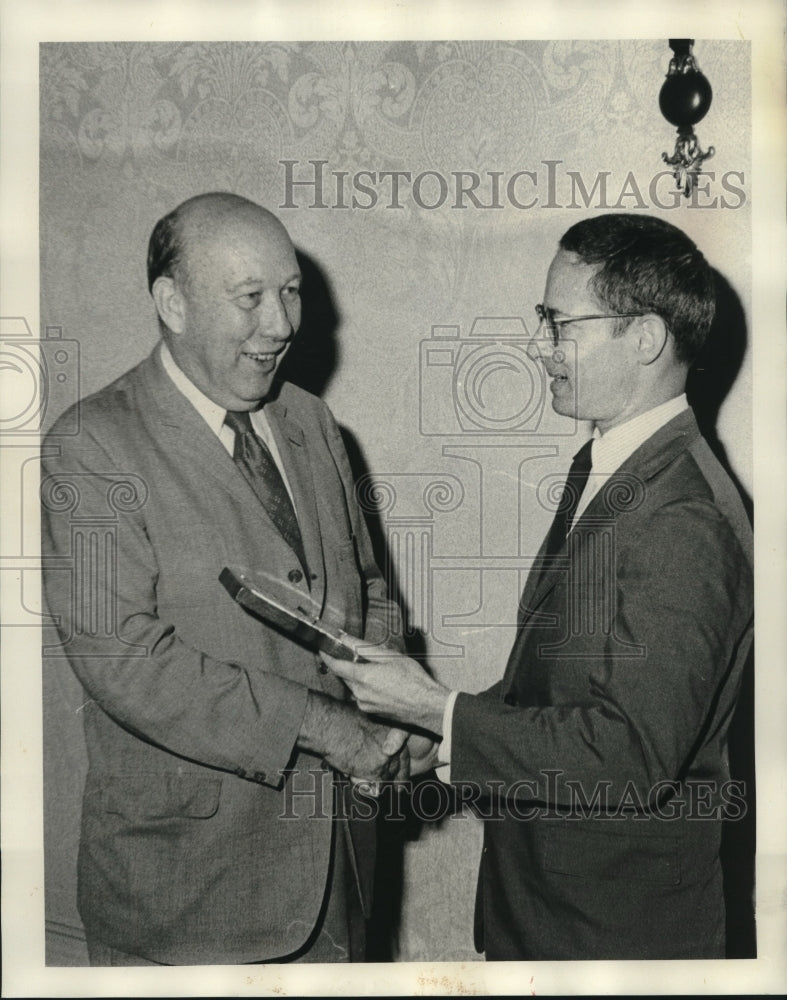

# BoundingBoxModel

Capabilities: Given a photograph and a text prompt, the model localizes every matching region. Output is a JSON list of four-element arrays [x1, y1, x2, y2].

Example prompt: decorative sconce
[[660, 39, 715, 198]]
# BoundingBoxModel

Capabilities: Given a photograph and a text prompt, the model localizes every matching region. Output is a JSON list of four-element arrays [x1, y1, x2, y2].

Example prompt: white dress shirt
[[436, 394, 689, 780], [573, 394, 688, 524], [160, 341, 298, 511]]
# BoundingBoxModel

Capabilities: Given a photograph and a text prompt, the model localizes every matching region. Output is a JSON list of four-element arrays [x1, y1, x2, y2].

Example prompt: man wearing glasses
[[327, 213, 754, 960]]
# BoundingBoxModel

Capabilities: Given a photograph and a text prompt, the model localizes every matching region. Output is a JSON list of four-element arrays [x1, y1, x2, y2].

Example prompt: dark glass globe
[[659, 69, 713, 127]]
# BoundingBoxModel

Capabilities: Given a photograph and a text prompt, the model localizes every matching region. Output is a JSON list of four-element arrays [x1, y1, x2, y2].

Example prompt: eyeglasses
[[535, 304, 643, 348]]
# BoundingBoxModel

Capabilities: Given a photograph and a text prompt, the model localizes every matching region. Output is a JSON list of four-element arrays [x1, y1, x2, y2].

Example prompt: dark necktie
[[541, 438, 594, 574], [224, 409, 309, 576]]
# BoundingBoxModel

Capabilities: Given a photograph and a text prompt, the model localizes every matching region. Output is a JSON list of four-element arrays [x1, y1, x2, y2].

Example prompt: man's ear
[[633, 314, 669, 365], [151, 276, 186, 335]]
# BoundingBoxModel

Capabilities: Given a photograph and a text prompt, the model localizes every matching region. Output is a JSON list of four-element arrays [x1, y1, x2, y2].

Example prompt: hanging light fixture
[[660, 39, 715, 198]]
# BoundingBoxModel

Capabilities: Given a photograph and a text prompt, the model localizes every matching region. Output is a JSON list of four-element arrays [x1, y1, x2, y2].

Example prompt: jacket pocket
[[541, 823, 681, 886], [101, 774, 222, 820]]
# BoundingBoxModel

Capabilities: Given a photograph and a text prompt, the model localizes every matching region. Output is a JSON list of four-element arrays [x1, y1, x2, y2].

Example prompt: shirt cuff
[[435, 689, 459, 783]]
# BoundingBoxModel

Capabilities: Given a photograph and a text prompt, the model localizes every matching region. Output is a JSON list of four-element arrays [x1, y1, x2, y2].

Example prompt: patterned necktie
[[224, 409, 309, 576], [540, 438, 594, 575]]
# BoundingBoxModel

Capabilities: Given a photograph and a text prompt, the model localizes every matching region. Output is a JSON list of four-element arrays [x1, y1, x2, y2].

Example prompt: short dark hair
[[147, 204, 186, 293], [559, 214, 715, 363]]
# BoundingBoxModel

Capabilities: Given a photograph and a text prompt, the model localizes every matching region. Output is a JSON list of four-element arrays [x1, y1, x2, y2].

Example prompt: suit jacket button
[[288, 569, 303, 584], [318, 662, 329, 675], [503, 693, 517, 706], [254, 771, 267, 783]]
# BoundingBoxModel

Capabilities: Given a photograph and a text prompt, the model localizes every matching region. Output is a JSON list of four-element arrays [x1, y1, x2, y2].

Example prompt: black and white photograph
[[1, 1, 785, 996]]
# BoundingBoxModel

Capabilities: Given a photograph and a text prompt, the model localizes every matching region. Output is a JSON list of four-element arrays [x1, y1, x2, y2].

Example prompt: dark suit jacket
[[41, 345, 401, 964], [451, 409, 753, 960]]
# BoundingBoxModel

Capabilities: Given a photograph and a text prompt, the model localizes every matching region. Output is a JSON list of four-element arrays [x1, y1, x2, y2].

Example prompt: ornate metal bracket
[[659, 39, 715, 198]]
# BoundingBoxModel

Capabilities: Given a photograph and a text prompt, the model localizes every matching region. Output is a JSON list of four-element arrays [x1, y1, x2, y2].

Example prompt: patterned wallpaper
[[40, 40, 749, 183], [40, 40, 752, 963]]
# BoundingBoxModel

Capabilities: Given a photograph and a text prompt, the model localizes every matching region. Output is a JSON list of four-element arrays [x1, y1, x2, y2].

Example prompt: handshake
[[298, 685, 438, 787], [298, 640, 452, 786], [223, 566, 448, 784]]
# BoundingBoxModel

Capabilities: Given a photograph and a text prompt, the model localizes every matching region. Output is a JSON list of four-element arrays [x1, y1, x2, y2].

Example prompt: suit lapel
[[512, 409, 701, 631], [137, 347, 252, 501], [263, 394, 327, 601], [502, 411, 700, 692], [518, 531, 552, 623], [137, 348, 318, 570]]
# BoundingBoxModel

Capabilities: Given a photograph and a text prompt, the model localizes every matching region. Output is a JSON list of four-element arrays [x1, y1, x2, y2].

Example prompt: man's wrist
[[416, 682, 452, 737], [297, 689, 351, 757]]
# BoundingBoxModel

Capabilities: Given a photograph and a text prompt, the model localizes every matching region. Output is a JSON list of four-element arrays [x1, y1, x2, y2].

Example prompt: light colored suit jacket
[[451, 409, 753, 960], [41, 344, 401, 964]]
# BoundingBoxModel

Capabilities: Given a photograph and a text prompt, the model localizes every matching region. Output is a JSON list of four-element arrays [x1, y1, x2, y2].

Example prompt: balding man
[[41, 193, 408, 965]]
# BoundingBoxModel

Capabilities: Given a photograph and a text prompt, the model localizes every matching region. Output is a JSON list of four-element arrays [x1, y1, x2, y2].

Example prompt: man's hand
[[406, 731, 440, 776], [322, 643, 450, 736], [324, 715, 410, 784], [298, 690, 409, 783]]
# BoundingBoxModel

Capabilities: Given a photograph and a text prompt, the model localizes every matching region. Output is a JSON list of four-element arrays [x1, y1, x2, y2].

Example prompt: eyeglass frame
[[535, 303, 643, 348]]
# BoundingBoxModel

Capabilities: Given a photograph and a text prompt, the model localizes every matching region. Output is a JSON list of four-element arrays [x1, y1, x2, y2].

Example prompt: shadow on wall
[[338, 425, 433, 961], [687, 268, 752, 521], [277, 248, 435, 958], [687, 268, 756, 957], [722, 642, 756, 958], [277, 249, 341, 398]]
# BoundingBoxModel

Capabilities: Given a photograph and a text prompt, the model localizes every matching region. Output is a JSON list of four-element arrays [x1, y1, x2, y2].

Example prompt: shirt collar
[[160, 340, 229, 439], [590, 394, 688, 473]]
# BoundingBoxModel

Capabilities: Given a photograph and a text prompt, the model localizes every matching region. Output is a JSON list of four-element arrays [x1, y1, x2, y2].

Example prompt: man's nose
[[256, 291, 291, 340], [527, 324, 553, 362]]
